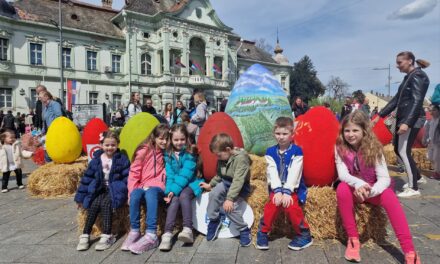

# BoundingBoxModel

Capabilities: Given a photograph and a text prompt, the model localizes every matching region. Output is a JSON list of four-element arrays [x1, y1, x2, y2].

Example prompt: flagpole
[[172, 53, 176, 107]]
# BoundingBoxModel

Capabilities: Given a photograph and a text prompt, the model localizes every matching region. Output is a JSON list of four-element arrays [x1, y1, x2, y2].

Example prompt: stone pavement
[[0, 161, 439, 264]]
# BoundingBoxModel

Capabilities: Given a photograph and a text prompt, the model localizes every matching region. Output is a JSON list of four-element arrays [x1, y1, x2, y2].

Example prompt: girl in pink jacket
[[121, 124, 169, 254]]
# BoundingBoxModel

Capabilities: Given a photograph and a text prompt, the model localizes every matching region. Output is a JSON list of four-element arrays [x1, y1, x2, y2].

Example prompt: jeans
[[164, 187, 195, 233], [129, 187, 164, 234]]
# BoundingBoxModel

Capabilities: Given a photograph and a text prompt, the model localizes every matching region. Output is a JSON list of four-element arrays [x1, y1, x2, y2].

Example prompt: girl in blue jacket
[[74, 131, 130, 251], [159, 124, 204, 251]]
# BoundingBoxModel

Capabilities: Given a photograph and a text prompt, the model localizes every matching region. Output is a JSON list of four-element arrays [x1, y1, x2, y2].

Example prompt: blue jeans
[[129, 187, 164, 234]]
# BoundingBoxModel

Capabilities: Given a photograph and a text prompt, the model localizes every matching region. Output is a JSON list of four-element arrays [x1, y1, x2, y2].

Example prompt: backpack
[[54, 97, 73, 120]]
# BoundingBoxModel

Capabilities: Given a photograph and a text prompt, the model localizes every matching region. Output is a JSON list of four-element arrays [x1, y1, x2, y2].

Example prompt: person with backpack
[[170, 100, 186, 125], [1, 111, 17, 133], [126, 92, 143, 119]]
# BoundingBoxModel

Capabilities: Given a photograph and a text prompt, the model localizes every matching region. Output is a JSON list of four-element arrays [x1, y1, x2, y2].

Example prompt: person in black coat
[[340, 97, 353, 121], [291, 97, 309, 118]]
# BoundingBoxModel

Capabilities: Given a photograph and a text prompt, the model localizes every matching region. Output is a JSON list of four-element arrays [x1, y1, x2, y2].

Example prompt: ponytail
[[416, 59, 430, 69]]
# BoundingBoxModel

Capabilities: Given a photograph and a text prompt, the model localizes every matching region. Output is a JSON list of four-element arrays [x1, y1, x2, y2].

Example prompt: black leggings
[[394, 127, 421, 190], [83, 191, 112, 235], [2, 169, 23, 190]]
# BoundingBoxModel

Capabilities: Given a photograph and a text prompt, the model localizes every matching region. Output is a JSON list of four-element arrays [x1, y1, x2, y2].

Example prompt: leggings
[[394, 127, 421, 190], [164, 187, 195, 233], [2, 169, 23, 190], [83, 191, 112, 235]]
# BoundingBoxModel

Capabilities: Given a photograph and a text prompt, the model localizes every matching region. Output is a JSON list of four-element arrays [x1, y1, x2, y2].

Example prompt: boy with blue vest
[[256, 117, 312, 250]]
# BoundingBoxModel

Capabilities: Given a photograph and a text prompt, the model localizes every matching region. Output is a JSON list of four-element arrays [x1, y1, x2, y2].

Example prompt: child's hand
[[281, 194, 293, 208], [355, 185, 371, 203], [199, 182, 212, 191], [77, 203, 83, 209], [272, 193, 283, 206], [223, 200, 234, 213], [164, 192, 174, 204]]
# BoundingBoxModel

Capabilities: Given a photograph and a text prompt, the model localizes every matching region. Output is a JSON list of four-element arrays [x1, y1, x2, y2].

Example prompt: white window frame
[[86, 50, 98, 71], [0, 87, 12, 108], [89, 92, 99, 104], [112, 54, 121, 73], [62, 47, 72, 69], [0, 38, 8, 61], [29, 43, 43, 65], [140, 53, 152, 75], [112, 93, 122, 109]]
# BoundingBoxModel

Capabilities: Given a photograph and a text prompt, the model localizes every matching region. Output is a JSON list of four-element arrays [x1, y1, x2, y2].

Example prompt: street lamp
[[49, 0, 64, 105], [372, 64, 391, 97]]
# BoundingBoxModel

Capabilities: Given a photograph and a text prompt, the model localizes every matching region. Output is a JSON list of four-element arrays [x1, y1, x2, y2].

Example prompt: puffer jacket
[[74, 149, 130, 209], [0, 141, 33, 172]]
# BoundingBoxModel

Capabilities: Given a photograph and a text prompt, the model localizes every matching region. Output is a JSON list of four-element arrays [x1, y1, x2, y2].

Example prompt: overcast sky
[[86, 0, 439, 97]]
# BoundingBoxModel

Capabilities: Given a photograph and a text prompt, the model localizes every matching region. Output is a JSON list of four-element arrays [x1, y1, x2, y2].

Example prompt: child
[[74, 131, 130, 251], [199, 133, 252, 247], [159, 124, 204, 251], [256, 117, 312, 251], [0, 130, 32, 192], [336, 111, 420, 263], [424, 104, 440, 179], [121, 124, 169, 254]]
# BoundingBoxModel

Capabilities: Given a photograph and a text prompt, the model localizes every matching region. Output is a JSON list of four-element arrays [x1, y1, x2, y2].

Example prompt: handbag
[[384, 111, 397, 135]]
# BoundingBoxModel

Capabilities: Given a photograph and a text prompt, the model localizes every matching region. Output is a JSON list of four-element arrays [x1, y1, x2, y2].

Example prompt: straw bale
[[384, 144, 397, 165], [249, 155, 267, 181], [27, 157, 88, 198], [412, 148, 432, 170]]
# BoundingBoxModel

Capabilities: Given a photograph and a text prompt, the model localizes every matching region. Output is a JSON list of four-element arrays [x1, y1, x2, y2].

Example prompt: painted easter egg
[[119, 113, 159, 161], [294, 107, 339, 187], [225, 64, 292, 156], [81, 118, 108, 152], [46, 117, 82, 164], [197, 112, 244, 181], [372, 115, 393, 146]]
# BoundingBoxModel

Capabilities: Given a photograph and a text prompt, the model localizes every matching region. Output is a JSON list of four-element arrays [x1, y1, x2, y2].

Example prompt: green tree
[[289, 55, 325, 103]]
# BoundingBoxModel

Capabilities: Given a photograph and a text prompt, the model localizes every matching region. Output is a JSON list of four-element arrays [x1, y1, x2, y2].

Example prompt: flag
[[213, 64, 222, 74], [191, 61, 205, 74], [175, 58, 186, 68], [67, 80, 81, 111]]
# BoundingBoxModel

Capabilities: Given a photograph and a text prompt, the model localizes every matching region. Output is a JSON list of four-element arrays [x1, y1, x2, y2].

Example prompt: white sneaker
[[76, 234, 90, 251], [159, 232, 173, 251], [18, 185, 25, 189], [95, 234, 115, 251], [177, 227, 194, 244], [403, 176, 427, 189], [1, 189, 8, 193], [397, 188, 421, 198]]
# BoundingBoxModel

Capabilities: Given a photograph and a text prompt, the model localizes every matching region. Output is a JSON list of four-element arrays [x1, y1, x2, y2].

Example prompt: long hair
[[167, 124, 192, 154], [133, 123, 169, 160], [336, 110, 383, 167]]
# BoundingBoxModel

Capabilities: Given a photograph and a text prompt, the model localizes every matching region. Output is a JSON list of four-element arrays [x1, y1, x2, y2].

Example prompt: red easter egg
[[197, 113, 244, 181], [293, 107, 339, 187], [372, 115, 393, 145], [82, 118, 108, 152]]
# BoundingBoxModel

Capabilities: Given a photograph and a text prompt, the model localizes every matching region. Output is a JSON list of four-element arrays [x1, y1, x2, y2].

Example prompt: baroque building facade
[[0, 0, 292, 113]]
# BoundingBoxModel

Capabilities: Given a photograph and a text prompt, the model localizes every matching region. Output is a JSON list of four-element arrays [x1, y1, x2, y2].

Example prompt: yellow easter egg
[[46, 117, 82, 164]]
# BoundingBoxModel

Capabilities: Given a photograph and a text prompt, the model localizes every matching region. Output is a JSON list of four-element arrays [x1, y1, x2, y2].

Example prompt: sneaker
[[1, 189, 8, 193], [239, 227, 252, 247], [159, 232, 173, 251], [129, 233, 159, 255], [206, 218, 222, 241], [18, 185, 25, 189], [178, 227, 194, 244], [404, 251, 421, 264], [95, 234, 116, 251], [121, 230, 141, 251], [398, 188, 421, 198], [255, 231, 269, 250], [344, 237, 361, 262], [403, 176, 427, 189], [288, 230, 313, 251], [76, 234, 90, 251]]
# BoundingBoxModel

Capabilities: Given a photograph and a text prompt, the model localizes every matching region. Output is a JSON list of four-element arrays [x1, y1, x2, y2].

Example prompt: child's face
[[101, 138, 118, 157], [171, 131, 187, 151], [155, 134, 168, 150], [274, 127, 293, 148], [213, 147, 232, 161], [343, 122, 364, 149], [4, 133, 16, 145]]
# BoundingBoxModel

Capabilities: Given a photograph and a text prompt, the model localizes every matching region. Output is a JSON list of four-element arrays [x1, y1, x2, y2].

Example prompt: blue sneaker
[[239, 227, 251, 247], [255, 231, 269, 250], [206, 218, 221, 241], [288, 230, 313, 250]]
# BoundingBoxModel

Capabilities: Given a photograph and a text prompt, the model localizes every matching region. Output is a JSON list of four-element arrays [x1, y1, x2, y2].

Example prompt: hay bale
[[249, 154, 267, 181], [384, 144, 397, 165], [27, 157, 88, 198], [412, 148, 432, 170]]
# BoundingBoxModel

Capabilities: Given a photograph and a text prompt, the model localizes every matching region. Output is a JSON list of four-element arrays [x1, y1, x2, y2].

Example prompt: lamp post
[[372, 64, 391, 97], [50, 0, 64, 105]]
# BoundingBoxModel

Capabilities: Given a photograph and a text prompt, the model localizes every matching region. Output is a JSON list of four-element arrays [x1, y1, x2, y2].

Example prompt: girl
[[127, 92, 142, 119], [425, 104, 440, 179], [121, 124, 170, 254], [163, 103, 173, 125], [0, 130, 33, 192], [336, 111, 420, 264], [75, 131, 130, 251], [159, 124, 204, 251]]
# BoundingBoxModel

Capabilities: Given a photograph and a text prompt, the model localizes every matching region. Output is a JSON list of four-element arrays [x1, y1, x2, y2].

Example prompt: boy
[[200, 133, 252, 247], [256, 116, 312, 250]]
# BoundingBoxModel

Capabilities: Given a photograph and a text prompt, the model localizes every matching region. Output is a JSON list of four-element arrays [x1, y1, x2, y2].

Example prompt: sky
[[86, 0, 439, 97]]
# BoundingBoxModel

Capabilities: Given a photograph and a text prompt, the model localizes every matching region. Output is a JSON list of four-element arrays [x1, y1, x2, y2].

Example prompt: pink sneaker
[[129, 233, 159, 255], [120, 231, 141, 251], [405, 251, 421, 264], [344, 237, 361, 262]]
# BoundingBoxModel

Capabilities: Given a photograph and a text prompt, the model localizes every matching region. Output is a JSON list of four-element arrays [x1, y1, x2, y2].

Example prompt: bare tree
[[326, 76, 350, 100], [253, 38, 274, 54]]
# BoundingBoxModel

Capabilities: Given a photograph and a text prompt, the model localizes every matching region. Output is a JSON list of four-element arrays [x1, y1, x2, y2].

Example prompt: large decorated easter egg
[[225, 64, 292, 156], [81, 118, 108, 152], [46, 117, 82, 164], [294, 107, 339, 187], [119, 113, 159, 161], [372, 115, 393, 145], [197, 112, 244, 181]]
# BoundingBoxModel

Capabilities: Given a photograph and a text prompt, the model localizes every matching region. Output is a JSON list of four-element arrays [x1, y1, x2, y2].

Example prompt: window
[[0, 38, 8, 61], [281, 76, 286, 89], [112, 55, 121, 73], [30, 88, 37, 108], [62, 48, 72, 68], [30, 43, 43, 65], [0, 88, 12, 108], [112, 94, 122, 109], [89, 92, 98, 104], [87, 51, 97, 71], [141, 53, 152, 75]]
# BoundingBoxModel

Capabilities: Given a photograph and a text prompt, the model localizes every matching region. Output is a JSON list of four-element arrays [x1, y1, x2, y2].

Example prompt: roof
[[10, 0, 124, 38], [231, 40, 279, 64], [0, 0, 16, 18], [124, 0, 190, 15]]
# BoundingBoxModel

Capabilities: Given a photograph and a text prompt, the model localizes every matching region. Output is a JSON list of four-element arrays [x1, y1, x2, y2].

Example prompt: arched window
[[141, 53, 152, 75]]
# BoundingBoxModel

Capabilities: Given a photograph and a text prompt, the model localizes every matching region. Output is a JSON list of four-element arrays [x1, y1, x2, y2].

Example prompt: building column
[[182, 32, 189, 76], [163, 28, 170, 74], [222, 42, 229, 80], [206, 38, 214, 78], [154, 51, 161, 75]]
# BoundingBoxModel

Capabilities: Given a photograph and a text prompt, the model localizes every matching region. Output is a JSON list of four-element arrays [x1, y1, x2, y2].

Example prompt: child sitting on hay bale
[[199, 133, 252, 247], [336, 111, 421, 263], [121, 124, 170, 255], [256, 117, 312, 251], [74, 131, 130, 251]]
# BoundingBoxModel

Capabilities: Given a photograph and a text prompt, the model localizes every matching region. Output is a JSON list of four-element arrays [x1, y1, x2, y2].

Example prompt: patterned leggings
[[83, 191, 112, 235]]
